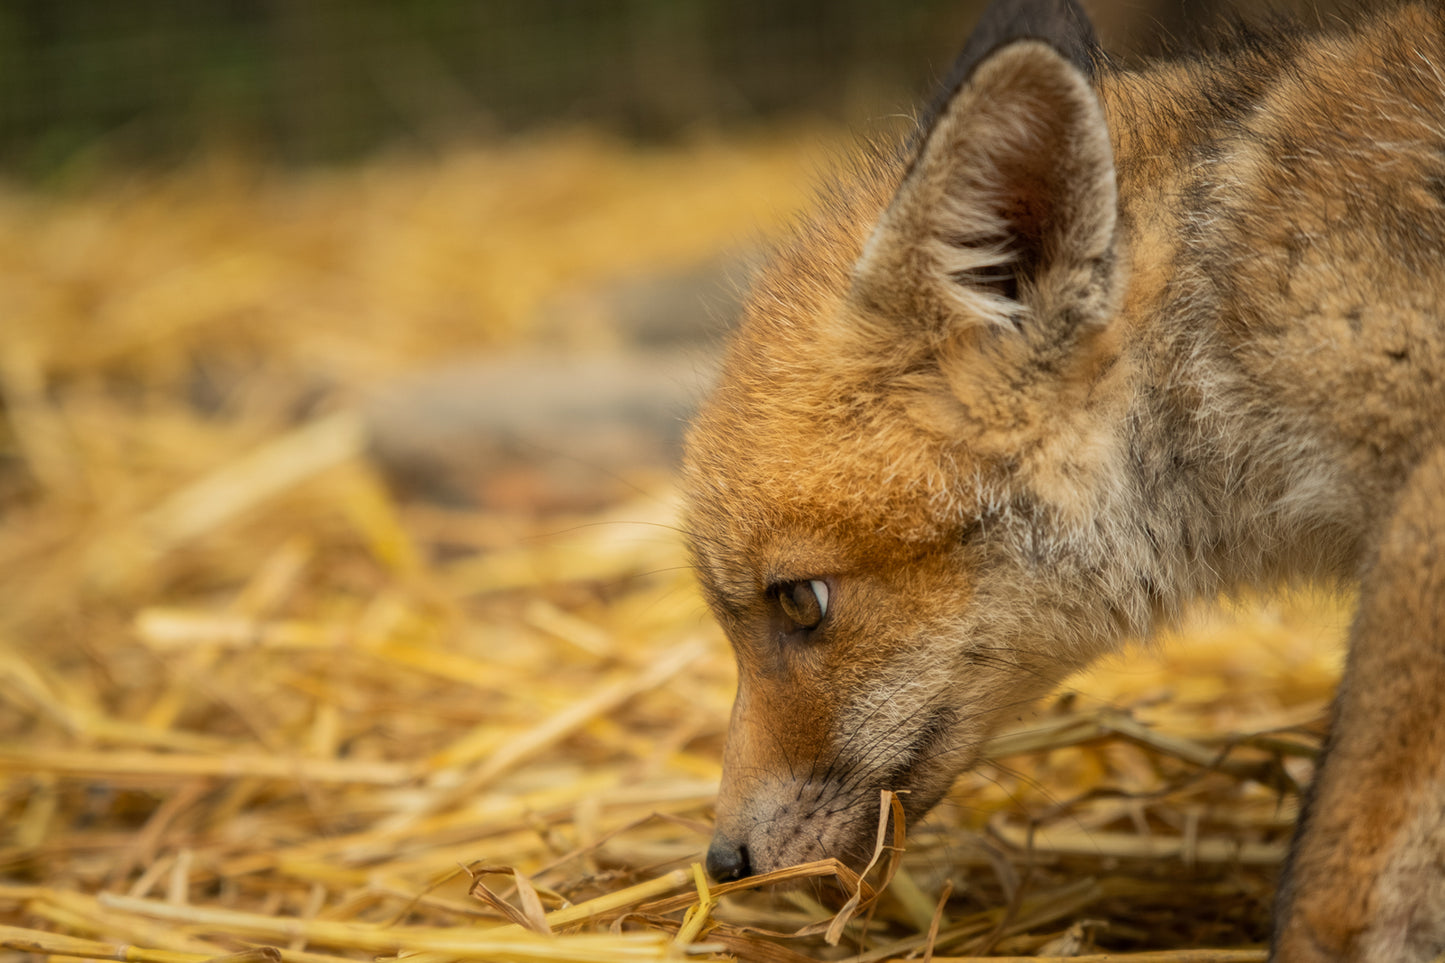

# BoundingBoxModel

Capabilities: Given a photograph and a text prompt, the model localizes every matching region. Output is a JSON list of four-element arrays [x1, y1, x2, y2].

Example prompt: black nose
[[705, 837, 752, 882]]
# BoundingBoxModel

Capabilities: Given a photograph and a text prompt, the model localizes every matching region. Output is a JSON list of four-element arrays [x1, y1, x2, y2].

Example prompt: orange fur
[[683, 3, 1445, 958]]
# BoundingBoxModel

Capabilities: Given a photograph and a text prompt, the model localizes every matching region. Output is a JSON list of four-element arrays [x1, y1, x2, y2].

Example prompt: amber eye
[[774, 579, 830, 631]]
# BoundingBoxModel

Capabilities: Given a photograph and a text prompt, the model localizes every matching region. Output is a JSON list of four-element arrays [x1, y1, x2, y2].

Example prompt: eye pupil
[[776, 579, 828, 630]]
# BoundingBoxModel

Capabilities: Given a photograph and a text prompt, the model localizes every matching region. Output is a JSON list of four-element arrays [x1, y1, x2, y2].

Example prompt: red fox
[[681, 0, 1445, 959]]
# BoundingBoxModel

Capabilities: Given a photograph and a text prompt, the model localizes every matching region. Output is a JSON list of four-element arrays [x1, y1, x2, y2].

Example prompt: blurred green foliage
[[0, 0, 990, 178]]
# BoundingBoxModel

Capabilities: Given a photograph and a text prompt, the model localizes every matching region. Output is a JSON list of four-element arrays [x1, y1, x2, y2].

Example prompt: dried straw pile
[[0, 133, 1346, 962]]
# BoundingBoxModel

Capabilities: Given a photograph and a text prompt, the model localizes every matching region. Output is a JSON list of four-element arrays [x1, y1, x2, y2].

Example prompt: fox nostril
[[705, 838, 752, 882]]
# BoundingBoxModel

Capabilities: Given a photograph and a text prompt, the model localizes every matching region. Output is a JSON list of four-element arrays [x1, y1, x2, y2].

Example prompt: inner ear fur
[[851, 40, 1119, 338]]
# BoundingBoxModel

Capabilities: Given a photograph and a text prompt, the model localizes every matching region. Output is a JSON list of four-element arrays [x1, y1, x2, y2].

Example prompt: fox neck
[[1097, 67, 1379, 620]]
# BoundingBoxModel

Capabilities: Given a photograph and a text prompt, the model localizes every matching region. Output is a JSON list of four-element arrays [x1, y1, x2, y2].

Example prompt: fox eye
[[773, 579, 829, 631]]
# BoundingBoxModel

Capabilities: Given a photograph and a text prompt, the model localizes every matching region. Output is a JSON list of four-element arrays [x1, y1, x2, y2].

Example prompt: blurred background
[[0, 0, 1352, 178], [0, 2, 1353, 958], [0, 2, 1158, 176]]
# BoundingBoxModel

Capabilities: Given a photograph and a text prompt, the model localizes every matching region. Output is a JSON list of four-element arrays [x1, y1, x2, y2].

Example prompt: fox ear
[[851, 2, 1117, 340]]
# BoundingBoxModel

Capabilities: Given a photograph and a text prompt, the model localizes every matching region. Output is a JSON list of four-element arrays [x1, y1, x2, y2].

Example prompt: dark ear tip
[[928, 0, 1099, 129]]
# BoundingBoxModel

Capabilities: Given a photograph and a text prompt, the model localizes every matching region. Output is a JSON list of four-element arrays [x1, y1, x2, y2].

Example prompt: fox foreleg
[[1273, 447, 1445, 962]]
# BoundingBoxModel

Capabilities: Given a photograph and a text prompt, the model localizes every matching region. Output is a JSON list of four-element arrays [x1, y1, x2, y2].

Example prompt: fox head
[[683, 0, 1153, 881]]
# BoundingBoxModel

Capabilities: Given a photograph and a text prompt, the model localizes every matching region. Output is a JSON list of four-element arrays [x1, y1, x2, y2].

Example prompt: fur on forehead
[[683, 139, 990, 548], [729, 137, 963, 387]]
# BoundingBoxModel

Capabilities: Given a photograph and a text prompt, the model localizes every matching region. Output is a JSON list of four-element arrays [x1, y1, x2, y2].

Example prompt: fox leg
[[1273, 446, 1445, 962]]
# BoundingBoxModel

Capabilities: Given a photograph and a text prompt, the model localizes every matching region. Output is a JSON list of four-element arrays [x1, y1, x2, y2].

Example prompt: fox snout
[[701, 680, 896, 880], [703, 664, 979, 881], [705, 770, 903, 882], [705, 776, 875, 882]]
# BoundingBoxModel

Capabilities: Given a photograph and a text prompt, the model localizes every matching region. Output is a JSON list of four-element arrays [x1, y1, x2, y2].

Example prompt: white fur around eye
[[810, 579, 829, 618]]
